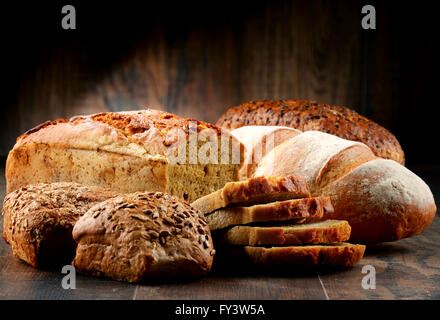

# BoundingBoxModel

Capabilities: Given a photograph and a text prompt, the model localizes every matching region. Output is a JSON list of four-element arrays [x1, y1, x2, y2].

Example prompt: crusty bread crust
[[228, 243, 366, 267], [2, 182, 118, 268], [206, 197, 333, 230], [72, 192, 214, 282], [191, 175, 311, 215], [218, 220, 351, 245], [254, 131, 376, 194], [230, 126, 301, 179], [254, 131, 437, 243], [319, 159, 437, 243], [6, 109, 244, 202], [216, 100, 405, 165]]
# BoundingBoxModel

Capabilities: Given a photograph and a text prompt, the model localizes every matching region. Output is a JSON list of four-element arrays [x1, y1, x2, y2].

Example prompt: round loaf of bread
[[217, 100, 405, 165], [72, 192, 215, 282], [2, 182, 119, 268]]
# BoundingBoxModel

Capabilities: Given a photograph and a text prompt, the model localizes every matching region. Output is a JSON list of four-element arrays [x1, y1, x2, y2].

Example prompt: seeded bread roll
[[72, 192, 214, 282], [6, 108, 244, 203], [2, 182, 118, 268], [217, 99, 405, 165]]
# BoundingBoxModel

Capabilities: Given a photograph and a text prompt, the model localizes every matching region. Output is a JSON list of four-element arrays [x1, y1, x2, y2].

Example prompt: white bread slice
[[191, 175, 311, 215], [218, 220, 351, 245], [206, 197, 333, 231]]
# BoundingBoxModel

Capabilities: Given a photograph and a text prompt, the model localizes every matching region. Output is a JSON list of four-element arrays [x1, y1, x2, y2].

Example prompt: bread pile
[[217, 99, 405, 165], [2, 103, 436, 282], [191, 176, 366, 267], [2, 183, 215, 282]]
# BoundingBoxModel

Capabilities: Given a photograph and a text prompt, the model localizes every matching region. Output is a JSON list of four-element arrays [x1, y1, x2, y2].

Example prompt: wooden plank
[[134, 271, 327, 300], [319, 216, 440, 300]]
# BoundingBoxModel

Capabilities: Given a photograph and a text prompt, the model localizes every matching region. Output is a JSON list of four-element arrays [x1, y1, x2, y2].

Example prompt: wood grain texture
[[3, 1, 439, 165], [0, 158, 439, 300]]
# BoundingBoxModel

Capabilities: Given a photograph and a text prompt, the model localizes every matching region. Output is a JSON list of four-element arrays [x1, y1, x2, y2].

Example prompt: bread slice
[[218, 220, 351, 245], [191, 175, 311, 215], [227, 243, 366, 267], [206, 197, 333, 230]]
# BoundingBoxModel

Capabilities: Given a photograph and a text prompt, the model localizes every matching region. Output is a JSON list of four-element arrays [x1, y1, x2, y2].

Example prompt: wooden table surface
[[0, 160, 439, 300]]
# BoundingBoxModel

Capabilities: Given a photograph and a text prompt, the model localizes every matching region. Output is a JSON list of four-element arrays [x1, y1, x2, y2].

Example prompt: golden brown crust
[[72, 192, 214, 282], [219, 220, 351, 245], [7, 108, 244, 202], [318, 159, 437, 243], [191, 175, 311, 215], [2, 182, 118, 268], [206, 197, 333, 230], [228, 243, 366, 267], [217, 100, 405, 165]]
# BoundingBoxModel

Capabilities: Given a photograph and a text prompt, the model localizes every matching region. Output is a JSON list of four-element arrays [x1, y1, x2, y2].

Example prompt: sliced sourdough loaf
[[227, 243, 366, 267], [191, 175, 311, 215], [206, 197, 333, 230], [6, 109, 244, 203], [217, 220, 351, 245]]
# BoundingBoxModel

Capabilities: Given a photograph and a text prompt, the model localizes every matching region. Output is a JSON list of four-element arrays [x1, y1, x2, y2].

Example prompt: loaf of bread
[[2, 182, 118, 268], [230, 126, 301, 179], [206, 197, 333, 230], [6, 109, 244, 203], [244, 129, 436, 243], [217, 100, 405, 165], [191, 175, 311, 215], [217, 220, 351, 245], [225, 243, 366, 267], [72, 192, 214, 282]]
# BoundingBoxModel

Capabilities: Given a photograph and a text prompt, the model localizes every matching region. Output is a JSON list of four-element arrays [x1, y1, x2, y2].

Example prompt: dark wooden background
[[1, 0, 439, 165]]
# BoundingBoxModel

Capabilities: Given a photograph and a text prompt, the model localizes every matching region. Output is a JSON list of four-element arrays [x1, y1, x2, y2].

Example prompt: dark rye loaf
[[216, 100, 405, 165]]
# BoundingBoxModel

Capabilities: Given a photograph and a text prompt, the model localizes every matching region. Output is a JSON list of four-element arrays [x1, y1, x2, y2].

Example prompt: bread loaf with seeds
[[217, 99, 405, 164], [72, 192, 214, 282], [2, 182, 118, 268]]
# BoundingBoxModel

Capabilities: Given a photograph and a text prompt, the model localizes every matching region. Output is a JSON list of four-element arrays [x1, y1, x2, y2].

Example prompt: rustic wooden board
[[0, 158, 439, 300]]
